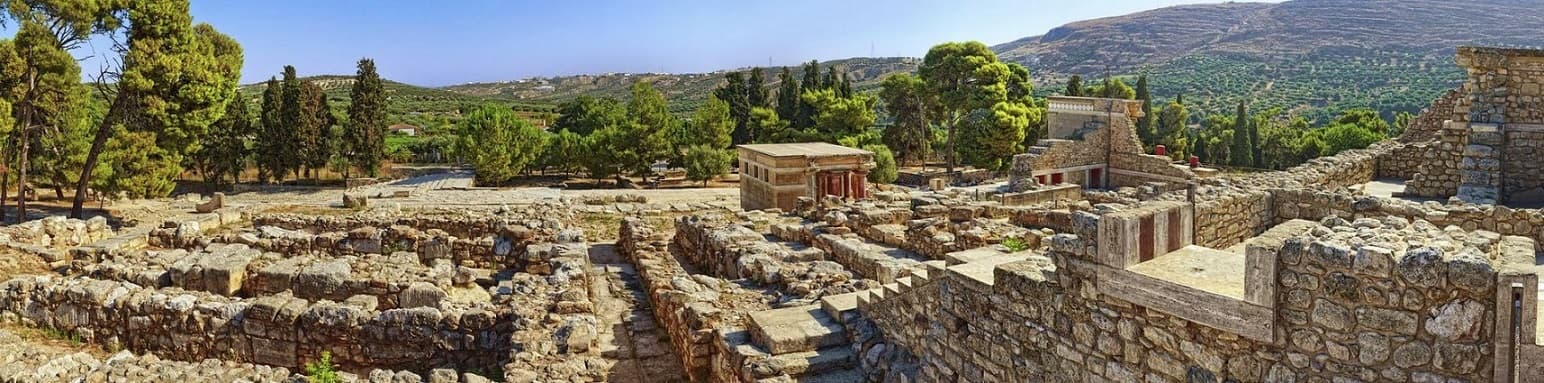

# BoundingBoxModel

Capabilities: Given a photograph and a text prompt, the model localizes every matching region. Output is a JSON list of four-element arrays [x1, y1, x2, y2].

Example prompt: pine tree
[[345, 58, 386, 177], [747, 67, 768, 108], [1066, 75, 1083, 97], [774, 67, 799, 125], [1135, 75, 1156, 146], [73, 1, 244, 215], [1229, 101, 1252, 167]]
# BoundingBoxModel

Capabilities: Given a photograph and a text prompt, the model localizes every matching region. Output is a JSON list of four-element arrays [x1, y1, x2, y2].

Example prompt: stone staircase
[[741, 303, 858, 382]]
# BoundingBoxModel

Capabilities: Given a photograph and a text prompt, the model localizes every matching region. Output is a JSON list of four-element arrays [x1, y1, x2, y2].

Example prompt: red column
[[854, 171, 867, 198]]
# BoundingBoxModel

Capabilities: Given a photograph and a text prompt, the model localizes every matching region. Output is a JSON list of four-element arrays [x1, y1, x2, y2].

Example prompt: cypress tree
[[774, 67, 799, 124], [256, 77, 285, 182], [298, 81, 335, 177], [797, 60, 820, 129], [345, 58, 386, 177], [747, 67, 768, 108], [280, 65, 303, 178], [823, 67, 838, 91], [1135, 75, 1155, 146], [1230, 101, 1252, 167], [714, 72, 752, 145], [1066, 75, 1083, 97], [839, 73, 853, 98]]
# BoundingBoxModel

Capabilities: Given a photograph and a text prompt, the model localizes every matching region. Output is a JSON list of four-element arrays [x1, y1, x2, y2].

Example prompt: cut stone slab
[[748, 306, 846, 355], [1127, 245, 1246, 300]]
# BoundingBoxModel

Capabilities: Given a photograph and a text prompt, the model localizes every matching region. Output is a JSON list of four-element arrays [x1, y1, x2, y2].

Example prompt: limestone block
[[296, 260, 351, 299], [398, 282, 446, 309]]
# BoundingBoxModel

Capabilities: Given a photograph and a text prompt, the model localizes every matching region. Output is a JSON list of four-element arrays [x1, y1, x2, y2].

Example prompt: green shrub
[[305, 351, 341, 383], [862, 144, 898, 184], [1002, 237, 1031, 252]]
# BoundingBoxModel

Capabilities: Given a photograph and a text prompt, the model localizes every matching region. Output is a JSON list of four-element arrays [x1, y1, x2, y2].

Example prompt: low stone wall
[[0, 275, 514, 374], [199, 222, 565, 270], [858, 215, 1519, 382], [0, 216, 113, 249], [618, 217, 762, 383], [249, 204, 571, 239], [999, 183, 1082, 206], [672, 215, 877, 303]]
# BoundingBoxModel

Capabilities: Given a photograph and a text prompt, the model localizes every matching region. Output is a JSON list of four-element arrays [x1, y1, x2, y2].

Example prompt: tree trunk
[[944, 116, 956, 184], [17, 71, 34, 223], [71, 95, 125, 218]]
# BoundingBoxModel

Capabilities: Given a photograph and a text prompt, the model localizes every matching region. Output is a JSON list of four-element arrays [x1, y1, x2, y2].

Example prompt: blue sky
[[80, 1, 1270, 86]]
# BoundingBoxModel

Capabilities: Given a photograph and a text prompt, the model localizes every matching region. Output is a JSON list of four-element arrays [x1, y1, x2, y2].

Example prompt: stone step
[[749, 306, 848, 355], [747, 345, 858, 381], [797, 366, 866, 383], [818, 291, 862, 324]]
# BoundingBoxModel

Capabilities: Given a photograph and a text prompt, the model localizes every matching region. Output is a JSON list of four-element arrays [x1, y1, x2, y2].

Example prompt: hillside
[[438, 0, 1544, 123], [993, 0, 1544, 120], [290, 0, 1544, 124], [442, 57, 920, 115], [235, 76, 556, 128]]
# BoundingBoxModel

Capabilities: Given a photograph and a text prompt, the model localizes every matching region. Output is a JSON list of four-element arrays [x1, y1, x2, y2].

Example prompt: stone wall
[[1503, 129, 1544, 200], [672, 215, 877, 303], [856, 215, 1522, 382], [249, 204, 571, 239], [617, 217, 765, 383], [199, 222, 563, 270], [0, 275, 514, 374]]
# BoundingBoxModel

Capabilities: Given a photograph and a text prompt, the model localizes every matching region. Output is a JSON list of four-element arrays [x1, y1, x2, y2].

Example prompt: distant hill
[[442, 57, 920, 115], [235, 75, 555, 128], [292, 0, 1544, 124], [990, 0, 1544, 121]]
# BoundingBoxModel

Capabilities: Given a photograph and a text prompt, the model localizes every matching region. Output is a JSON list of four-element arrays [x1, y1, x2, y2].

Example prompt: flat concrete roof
[[738, 142, 872, 158]]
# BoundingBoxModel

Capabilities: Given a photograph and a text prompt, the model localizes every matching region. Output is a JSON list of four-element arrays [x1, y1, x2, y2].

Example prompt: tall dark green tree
[[822, 66, 838, 91], [747, 67, 768, 108], [714, 72, 751, 144], [255, 77, 286, 182], [1229, 101, 1252, 167], [196, 96, 253, 186], [1134, 75, 1156, 146], [838, 72, 853, 98], [796, 60, 821, 129], [1066, 75, 1084, 97], [279, 65, 303, 178], [774, 67, 799, 124], [772, 66, 796, 125], [1155, 101, 1190, 160], [879, 73, 933, 166], [345, 58, 386, 177], [298, 81, 335, 178]]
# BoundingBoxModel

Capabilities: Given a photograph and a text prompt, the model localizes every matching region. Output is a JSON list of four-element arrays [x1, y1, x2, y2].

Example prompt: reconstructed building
[[1002, 96, 1200, 204], [1398, 46, 1544, 205], [737, 143, 875, 211]]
